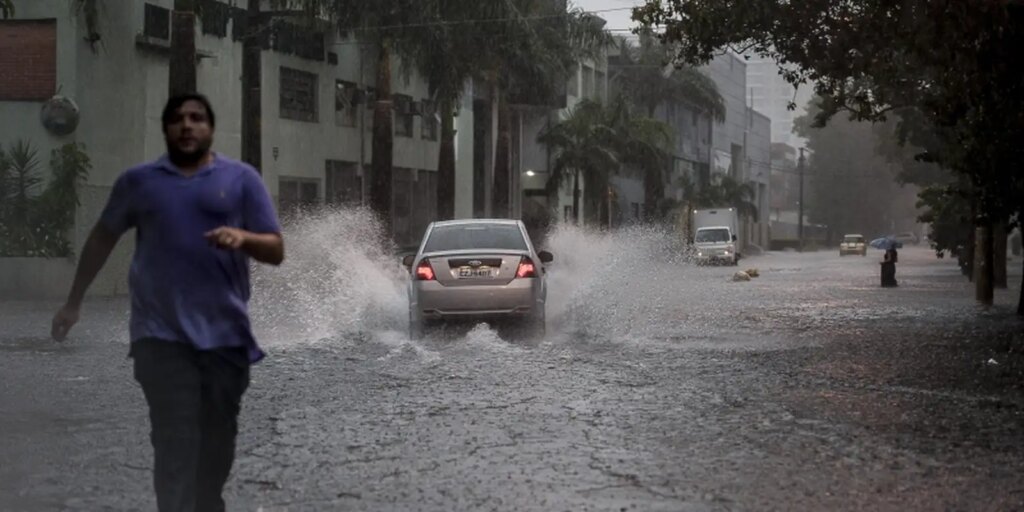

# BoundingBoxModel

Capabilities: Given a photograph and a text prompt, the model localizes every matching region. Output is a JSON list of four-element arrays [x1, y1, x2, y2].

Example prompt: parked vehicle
[[404, 219, 551, 340], [693, 208, 740, 265], [839, 234, 867, 256]]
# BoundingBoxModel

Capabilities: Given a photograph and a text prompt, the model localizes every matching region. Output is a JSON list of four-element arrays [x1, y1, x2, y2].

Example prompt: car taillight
[[416, 259, 435, 281], [516, 257, 537, 278]]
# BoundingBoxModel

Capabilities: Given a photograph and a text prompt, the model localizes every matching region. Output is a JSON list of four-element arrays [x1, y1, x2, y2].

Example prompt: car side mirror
[[731, 235, 737, 242], [538, 251, 554, 263], [402, 254, 415, 268]]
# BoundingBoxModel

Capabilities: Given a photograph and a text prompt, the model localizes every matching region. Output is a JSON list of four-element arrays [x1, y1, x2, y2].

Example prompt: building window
[[325, 160, 361, 206], [421, 100, 439, 141], [280, 67, 318, 123], [334, 80, 358, 127], [270, 22, 325, 62], [144, 3, 170, 40], [394, 94, 414, 138], [278, 177, 319, 216], [582, 66, 595, 99], [568, 66, 580, 98], [0, 19, 57, 101], [198, 0, 230, 38]]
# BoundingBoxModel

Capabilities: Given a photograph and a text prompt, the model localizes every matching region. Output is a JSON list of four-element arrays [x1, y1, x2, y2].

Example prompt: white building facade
[[0, 0, 468, 297]]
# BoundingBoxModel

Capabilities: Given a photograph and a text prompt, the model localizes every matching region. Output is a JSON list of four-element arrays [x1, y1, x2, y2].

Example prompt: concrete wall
[[702, 53, 748, 177], [748, 109, 772, 248], [0, 257, 78, 300]]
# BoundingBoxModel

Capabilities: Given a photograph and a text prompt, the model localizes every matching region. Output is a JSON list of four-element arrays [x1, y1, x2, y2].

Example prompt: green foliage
[[539, 96, 675, 225], [916, 184, 972, 256], [611, 32, 724, 121], [0, 141, 91, 258], [0, 0, 14, 18], [539, 99, 622, 202], [633, 0, 1024, 224]]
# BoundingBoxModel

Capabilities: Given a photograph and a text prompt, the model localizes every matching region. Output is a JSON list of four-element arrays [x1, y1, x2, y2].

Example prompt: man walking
[[51, 93, 284, 511]]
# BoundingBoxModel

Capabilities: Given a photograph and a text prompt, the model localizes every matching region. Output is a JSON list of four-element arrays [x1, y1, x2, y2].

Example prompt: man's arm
[[205, 227, 284, 265], [52, 224, 121, 341], [242, 232, 284, 265]]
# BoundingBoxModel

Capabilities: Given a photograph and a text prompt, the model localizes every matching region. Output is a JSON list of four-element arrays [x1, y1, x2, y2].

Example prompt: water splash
[[543, 222, 702, 341], [248, 213, 718, 351], [250, 207, 407, 347]]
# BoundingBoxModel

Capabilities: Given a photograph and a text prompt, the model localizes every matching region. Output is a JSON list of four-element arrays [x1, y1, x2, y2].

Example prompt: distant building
[[701, 53, 771, 251], [745, 56, 813, 149], [0, 0, 611, 298], [0, 0, 457, 297]]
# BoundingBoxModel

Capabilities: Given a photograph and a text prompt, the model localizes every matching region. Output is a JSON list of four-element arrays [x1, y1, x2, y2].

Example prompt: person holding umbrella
[[870, 237, 902, 287]]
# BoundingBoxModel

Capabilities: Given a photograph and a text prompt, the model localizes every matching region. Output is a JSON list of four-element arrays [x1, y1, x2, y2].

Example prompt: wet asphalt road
[[1, 238, 1023, 511]]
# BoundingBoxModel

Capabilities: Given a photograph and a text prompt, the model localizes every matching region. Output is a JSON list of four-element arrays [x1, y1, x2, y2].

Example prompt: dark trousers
[[131, 339, 250, 512], [881, 261, 898, 287]]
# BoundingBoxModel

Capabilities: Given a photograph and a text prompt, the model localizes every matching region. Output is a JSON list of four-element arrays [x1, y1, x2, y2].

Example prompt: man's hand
[[205, 227, 284, 265], [51, 304, 80, 342], [205, 227, 249, 250]]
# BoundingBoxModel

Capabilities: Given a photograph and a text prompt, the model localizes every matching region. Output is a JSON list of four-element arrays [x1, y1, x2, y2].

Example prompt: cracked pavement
[[1, 243, 1023, 511]]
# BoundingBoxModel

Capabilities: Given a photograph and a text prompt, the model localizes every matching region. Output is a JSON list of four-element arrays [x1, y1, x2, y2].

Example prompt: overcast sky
[[573, 0, 646, 35]]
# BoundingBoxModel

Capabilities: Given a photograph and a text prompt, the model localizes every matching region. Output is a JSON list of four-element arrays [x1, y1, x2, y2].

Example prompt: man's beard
[[167, 139, 212, 167]]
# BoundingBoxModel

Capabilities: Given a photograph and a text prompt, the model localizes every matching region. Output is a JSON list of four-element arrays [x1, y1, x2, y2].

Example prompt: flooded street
[[2, 223, 1023, 511]]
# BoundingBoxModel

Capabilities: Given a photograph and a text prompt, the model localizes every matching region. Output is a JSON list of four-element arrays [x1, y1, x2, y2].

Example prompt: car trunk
[[426, 253, 527, 287]]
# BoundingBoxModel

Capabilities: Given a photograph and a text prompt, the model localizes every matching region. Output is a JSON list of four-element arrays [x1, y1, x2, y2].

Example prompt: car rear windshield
[[696, 228, 731, 243], [423, 224, 528, 252], [844, 236, 864, 243]]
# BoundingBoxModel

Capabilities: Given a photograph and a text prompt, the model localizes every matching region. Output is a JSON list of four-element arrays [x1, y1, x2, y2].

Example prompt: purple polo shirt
[[99, 153, 281, 363]]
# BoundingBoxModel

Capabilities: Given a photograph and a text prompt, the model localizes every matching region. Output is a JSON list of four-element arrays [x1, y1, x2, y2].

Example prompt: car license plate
[[458, 267, 492, 278]]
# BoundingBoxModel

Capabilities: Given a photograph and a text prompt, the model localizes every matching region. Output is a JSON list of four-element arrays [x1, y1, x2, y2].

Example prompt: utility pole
[[797, 147, 805, 252]]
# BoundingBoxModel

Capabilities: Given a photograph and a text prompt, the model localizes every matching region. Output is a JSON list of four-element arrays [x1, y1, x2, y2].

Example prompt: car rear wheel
[[520, 310, 546, 341], [409, 313, 424, 341]]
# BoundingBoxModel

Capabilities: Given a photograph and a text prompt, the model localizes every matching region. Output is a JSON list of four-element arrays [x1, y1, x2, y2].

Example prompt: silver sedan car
[[403, 219, 552, 340]]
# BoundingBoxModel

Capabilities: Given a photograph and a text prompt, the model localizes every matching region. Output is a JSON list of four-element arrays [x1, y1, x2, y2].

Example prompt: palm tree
[[537, 100, 619, 224], [321, 1, 435, 235], [611, 32, 725, 120], [610, 32, 725, 217], [408, 0, 491, 221], [539, 97, 672, 226], [486, 1, 614, 218], [603, 95, 673, 222], [405, 1, 612, 220]]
